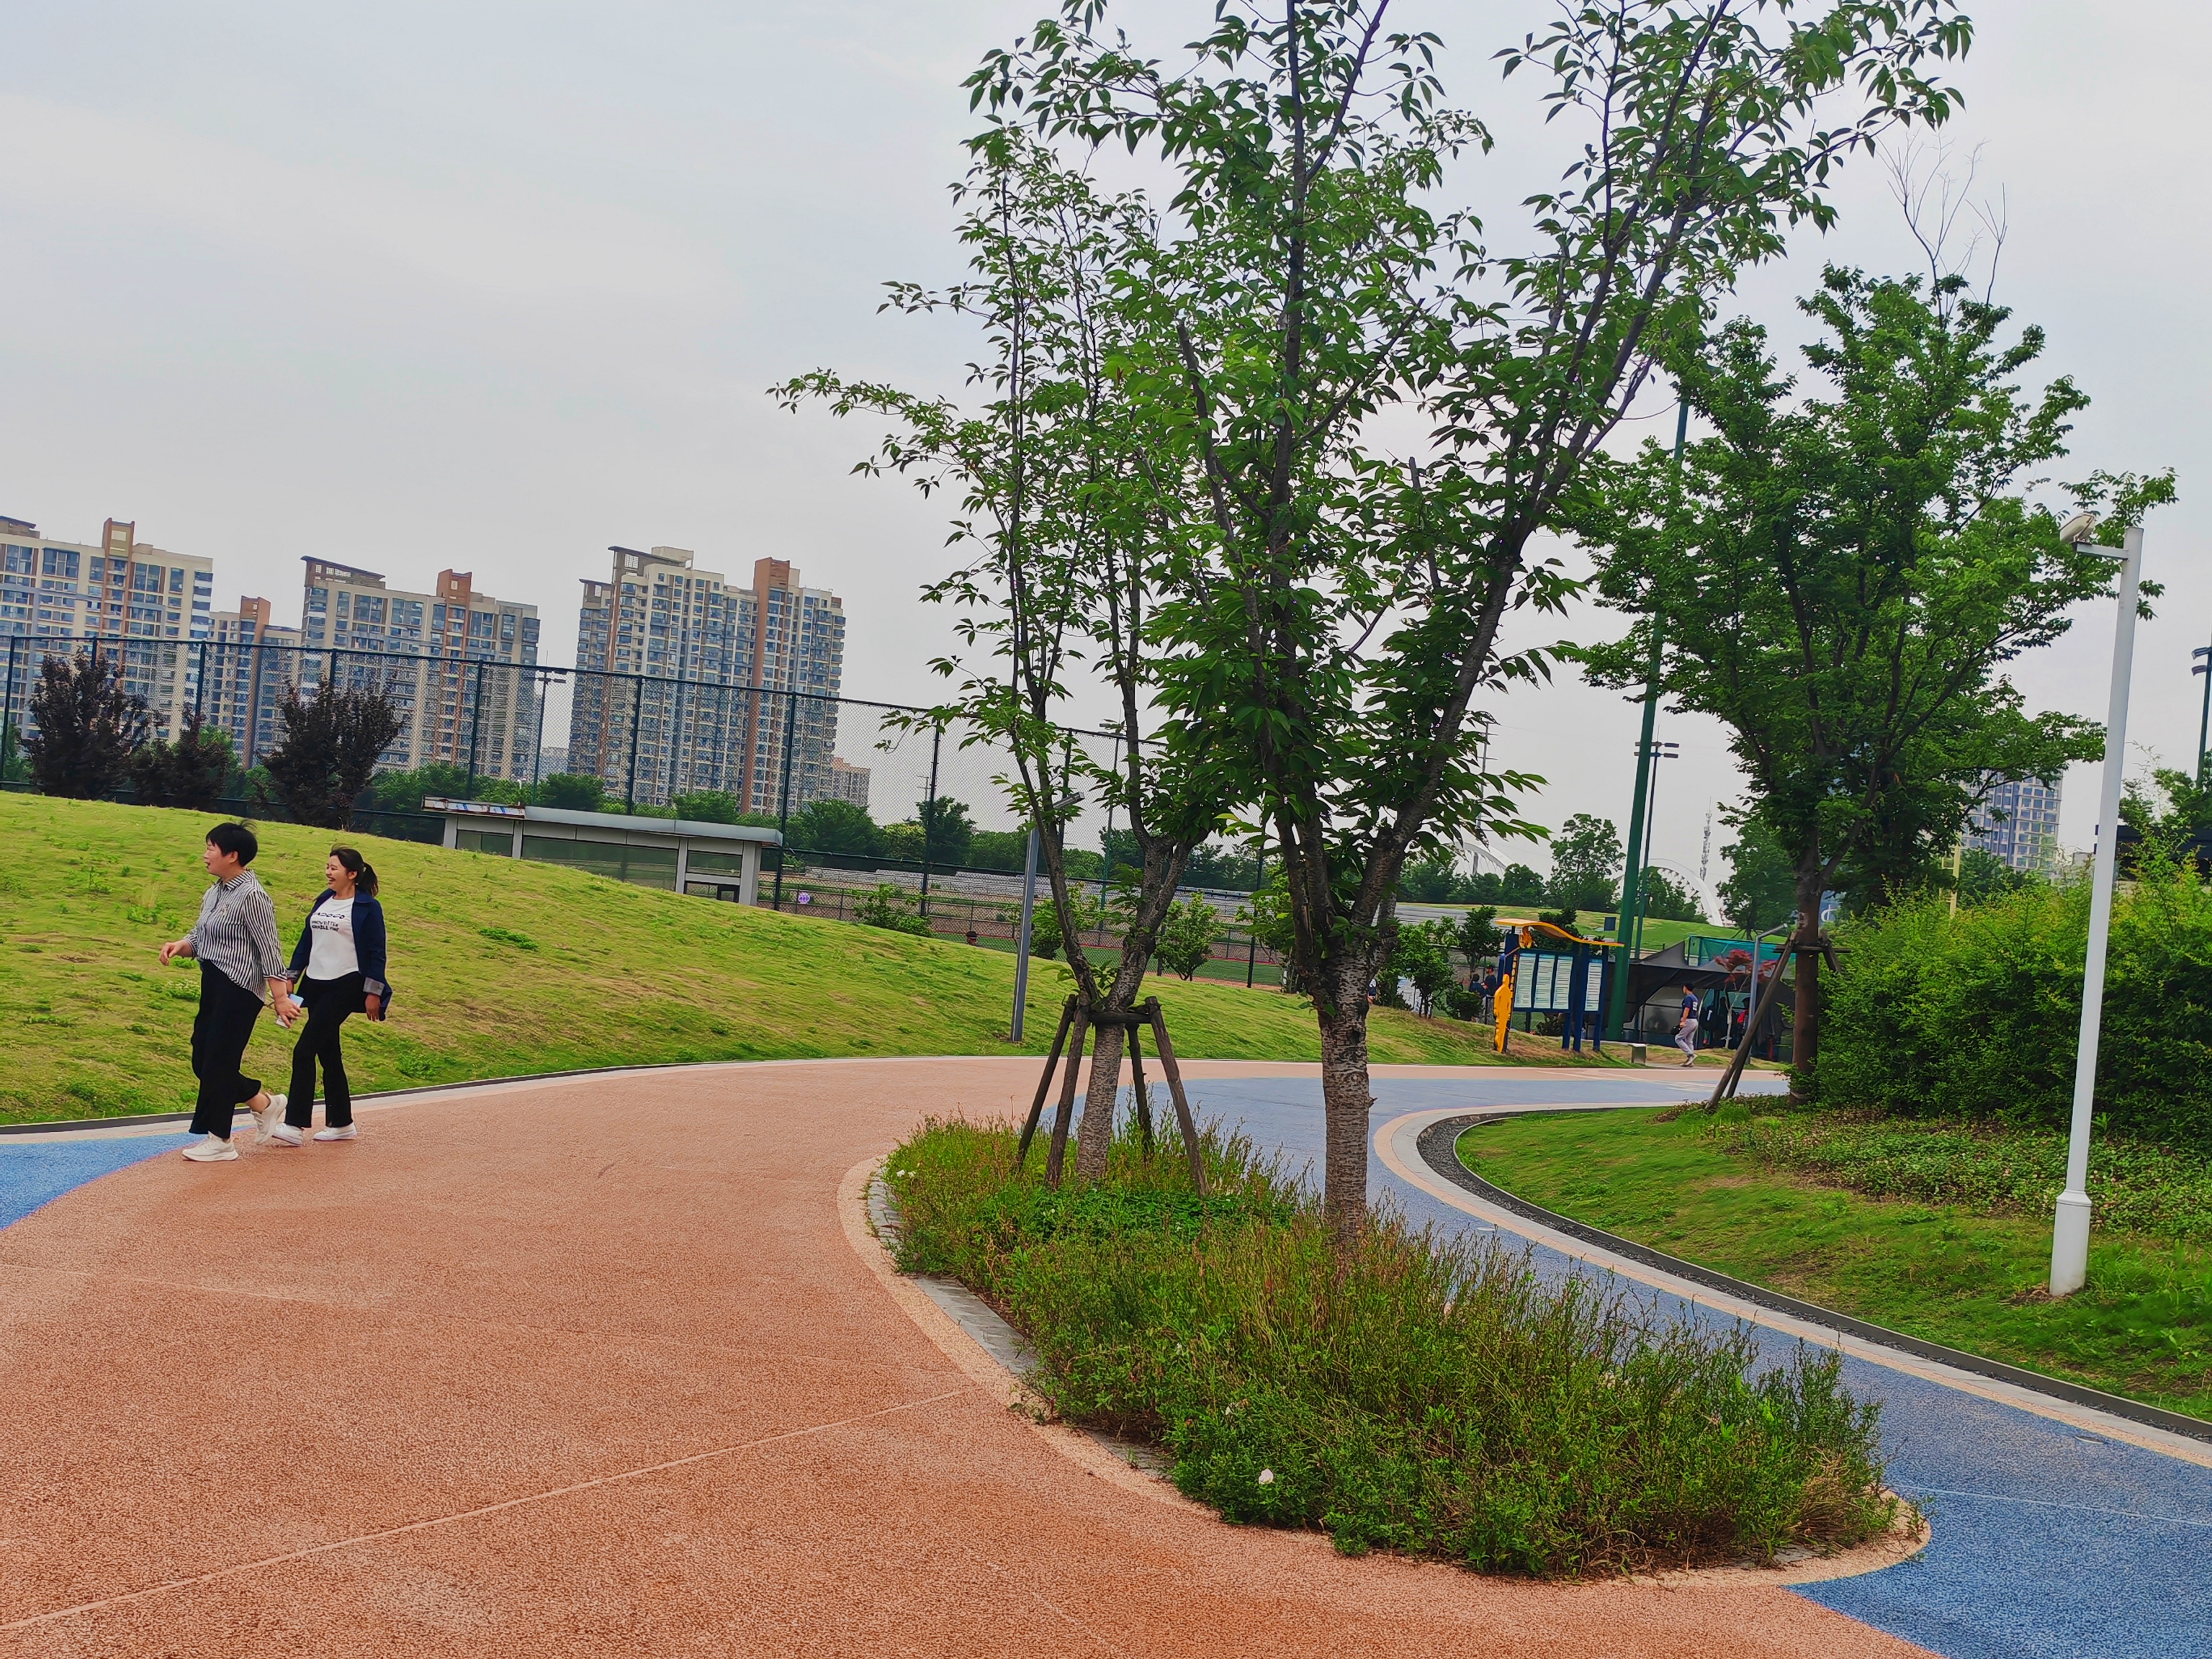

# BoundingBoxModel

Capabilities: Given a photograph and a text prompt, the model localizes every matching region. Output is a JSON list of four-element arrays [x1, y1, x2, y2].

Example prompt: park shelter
[[1626, 934, 1791, 1056], [426, 796, 778, 905]]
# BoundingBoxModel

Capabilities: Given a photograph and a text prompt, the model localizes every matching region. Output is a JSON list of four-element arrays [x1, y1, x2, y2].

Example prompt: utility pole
[[772, 692, 800, 910], [917, 722, 942, 920], [1605, 394, 1689, 1040]]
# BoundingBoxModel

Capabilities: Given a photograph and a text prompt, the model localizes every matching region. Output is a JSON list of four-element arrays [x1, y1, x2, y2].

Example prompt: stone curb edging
[[1421, 1111, 2212, 1447]]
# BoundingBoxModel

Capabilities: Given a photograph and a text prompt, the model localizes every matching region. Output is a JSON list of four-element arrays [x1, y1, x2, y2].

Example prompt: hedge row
[[1814, 863, 2212, 1150]]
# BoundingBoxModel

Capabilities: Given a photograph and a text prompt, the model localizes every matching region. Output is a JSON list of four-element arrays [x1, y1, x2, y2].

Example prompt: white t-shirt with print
[[306, 895, 359, 981]]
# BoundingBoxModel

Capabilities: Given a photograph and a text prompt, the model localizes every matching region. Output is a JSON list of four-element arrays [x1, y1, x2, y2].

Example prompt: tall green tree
[[1578, 269, 2163, 1091], [1547, 814, 1622, 912], [1719, 811, 1798, 933], [25, 649, 149, 799], [780, 130, 1234, 1179], [979, 0, 1967, 1238]]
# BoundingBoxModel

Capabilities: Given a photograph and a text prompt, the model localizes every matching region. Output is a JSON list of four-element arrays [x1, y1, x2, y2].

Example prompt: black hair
[[329, 845, 379, 898], [205, 822, 258, 867]]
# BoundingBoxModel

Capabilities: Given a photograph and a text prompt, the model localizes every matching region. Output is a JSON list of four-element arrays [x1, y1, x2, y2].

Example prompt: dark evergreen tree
[[25, 649, 148, 799], [127, 709, 233, 810], [259, 680, 407, 829]]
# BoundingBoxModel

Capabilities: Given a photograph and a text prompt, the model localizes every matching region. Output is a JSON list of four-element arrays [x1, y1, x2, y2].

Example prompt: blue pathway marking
[[1169, 1074, 2212, 1659], [1, 1135, 183, 1231]]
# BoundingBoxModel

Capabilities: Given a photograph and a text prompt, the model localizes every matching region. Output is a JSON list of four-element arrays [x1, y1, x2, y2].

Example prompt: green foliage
[[1027, 885, 1110, 961], [791, 796, 880, 857], [258, 680, 408, 830], [2122, 767, 2212, 865], [1637, 866, 1709, 923], [362, 761, 525, 814], [1957, 848, 2036, 907], [1390, 920, 1460, 1017], [1815, 861, 2212, 1150], [670, 789, 747, 824], [1397, 849, 1466, 904], [1184, 842, 1262, 892], [1719, 814, 1799, 935], [531, 772, 608, 811], [1153, 894, 1223, 981], [854, 882, 932, 937], [127, 711, 232, 811], [917, 795, 975, 866], [1580, 270, 2128, 931], [1455, 906, 1503, 966], [887, 1118, 1896, 1575], [965, 828, 1028, 871], [1547, 815, 1622, 912], [1464, 863, 1549, 908], [25, 649, 148, 799]]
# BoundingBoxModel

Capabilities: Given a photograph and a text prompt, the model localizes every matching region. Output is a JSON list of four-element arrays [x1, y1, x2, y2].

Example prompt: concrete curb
[[1422, 1110, 2212, 1448]]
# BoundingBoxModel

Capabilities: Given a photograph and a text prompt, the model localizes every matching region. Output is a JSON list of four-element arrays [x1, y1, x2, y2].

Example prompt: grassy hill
[[0, 794, 1608, 1125]]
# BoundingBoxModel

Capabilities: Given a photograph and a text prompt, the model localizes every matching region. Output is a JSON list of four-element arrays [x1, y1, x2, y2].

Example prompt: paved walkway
[[0, 1058, 2202, 1656]]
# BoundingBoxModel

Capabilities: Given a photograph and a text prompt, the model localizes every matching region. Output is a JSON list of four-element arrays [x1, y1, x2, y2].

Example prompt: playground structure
[[1491, 920, 1622, 1055]]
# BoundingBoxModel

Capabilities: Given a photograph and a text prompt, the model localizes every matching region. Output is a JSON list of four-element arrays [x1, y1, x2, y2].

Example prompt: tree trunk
[[1073, 1016, 1127, 1177], [1316, 956, 1377, 1251], [1790, 859, 1827, 1105]]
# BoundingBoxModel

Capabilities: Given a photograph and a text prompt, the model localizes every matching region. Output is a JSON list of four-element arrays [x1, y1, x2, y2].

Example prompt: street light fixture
[[1627, 739, 1681, 960], [2193, 644, 2211, 790], [2051, 517, 2146, 1298]]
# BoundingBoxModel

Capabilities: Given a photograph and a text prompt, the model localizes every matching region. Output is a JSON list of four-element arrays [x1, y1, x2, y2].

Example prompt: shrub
[[1027, 886, 1110, 960], [1153, 894, 1223, 980], [885, 1119, 1894, 1577], [259, 680, 408, 828], [532, 772, 607, 811], [1814, 860, 2212, 1150], [128, 710, 232, 809], [855, 882, 931, 936]]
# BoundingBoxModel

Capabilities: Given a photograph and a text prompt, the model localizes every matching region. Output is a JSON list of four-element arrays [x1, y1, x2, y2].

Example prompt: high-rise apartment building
[[299, 559, 541, 780], [1963, 775, 2064, 872], [0, 516, 215, 746], [827, 755, 871, 811], [568, 547, 847, 809], [204, 597, 302, 766]]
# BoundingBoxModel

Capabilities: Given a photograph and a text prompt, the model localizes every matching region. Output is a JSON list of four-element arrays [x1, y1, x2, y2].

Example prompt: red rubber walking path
[[0, 1059, 1930, 1656]]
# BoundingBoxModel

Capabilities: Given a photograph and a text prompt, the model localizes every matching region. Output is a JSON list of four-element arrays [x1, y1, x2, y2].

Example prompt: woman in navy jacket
[[270, 846, 390, 1145]]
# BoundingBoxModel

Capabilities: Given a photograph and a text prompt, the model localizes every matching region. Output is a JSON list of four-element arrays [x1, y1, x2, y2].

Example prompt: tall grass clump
[[884, 1118, 1897, 1577], [1815, 858, 2212, 1151]]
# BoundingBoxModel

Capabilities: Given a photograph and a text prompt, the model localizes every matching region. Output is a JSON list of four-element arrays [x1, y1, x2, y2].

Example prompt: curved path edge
[[1374, 1105, 2212, 1470]]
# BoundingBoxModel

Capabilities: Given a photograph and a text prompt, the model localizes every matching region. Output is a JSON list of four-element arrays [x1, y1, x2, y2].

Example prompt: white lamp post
[[2050, 519, 2145, 1298]]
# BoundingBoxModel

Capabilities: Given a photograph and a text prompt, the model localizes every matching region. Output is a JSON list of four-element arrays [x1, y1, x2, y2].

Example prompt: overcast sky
[[4, 1, 2203, 886]]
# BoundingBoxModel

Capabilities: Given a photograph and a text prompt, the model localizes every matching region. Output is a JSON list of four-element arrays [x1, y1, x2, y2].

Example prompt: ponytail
[[330, 845, 380, 898]]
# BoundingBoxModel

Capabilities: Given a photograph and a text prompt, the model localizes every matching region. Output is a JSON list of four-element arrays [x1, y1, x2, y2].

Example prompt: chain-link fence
[[0, 632, 1282, 979]]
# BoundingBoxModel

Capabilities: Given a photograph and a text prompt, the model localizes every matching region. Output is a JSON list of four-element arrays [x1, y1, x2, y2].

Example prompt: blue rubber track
[[1182, 1074, 2212, 1659], [0, 1133, 184, 1231]]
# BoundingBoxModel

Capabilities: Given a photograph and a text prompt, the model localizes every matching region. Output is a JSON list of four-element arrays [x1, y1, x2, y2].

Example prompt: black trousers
[[189, 963, 265, 1138], [288, 972, 365, 1128]]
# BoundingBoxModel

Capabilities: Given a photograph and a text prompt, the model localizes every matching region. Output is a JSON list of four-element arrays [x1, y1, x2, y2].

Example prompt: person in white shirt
[[271, 847, 390, 1145]]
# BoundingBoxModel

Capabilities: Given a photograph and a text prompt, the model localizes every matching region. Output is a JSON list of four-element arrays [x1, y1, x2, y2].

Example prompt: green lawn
[[0, 794, 1609, 1124], [1457, 1109, 2212, 1421]]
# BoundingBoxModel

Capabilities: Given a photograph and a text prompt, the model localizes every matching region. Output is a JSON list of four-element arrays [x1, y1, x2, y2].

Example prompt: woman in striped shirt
[[158, 822, 295, 1162]]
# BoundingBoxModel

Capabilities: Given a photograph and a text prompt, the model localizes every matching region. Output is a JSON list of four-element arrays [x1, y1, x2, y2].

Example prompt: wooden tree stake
[[1144, 997, 1206, 1195], [1015, 996, 1077, 1168], [1043, 1004, 1091, 1187]]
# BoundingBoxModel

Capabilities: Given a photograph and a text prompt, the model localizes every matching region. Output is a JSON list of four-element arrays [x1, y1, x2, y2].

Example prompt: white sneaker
[[266, 1123, 304, 1147], [313, 1124, 358, 1141], [253, 1094, 289, 1145], [183, 1135, 240, 1162]]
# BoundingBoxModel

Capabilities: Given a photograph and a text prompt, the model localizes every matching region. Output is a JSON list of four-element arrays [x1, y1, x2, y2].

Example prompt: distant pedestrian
[[158, 823, 295, 1162], [1675, 984, 1701, 1067], [272, 847, 391, 1145]]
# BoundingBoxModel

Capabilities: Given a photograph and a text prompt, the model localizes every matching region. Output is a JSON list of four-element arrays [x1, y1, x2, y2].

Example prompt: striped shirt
[[187, 871, 288, 999]]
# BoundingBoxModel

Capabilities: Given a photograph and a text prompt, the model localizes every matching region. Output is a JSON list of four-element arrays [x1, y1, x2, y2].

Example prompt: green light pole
[[1604, 394, 1690, 1042]]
